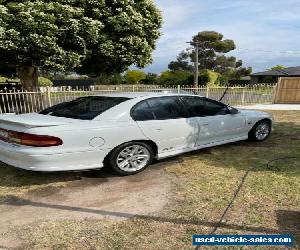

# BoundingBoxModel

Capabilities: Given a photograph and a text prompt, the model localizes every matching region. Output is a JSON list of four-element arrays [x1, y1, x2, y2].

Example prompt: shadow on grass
[[1, 195, 281, 235], [276, 210, 300, 245], [0, 155, 169, 189], [0, 163, 118, 188]]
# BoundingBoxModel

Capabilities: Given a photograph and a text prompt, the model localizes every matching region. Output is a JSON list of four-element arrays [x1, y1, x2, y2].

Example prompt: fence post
[[241, 88, 245, 105], [206, 86, 209, 98], [177, 85, 180, 93], [272, 78, 281, 104], [47, 87, 52, 106], [132, 85, 135, 92]]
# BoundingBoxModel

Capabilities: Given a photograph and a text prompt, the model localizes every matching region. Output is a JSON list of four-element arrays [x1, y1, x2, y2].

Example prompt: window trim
[[130, 96, 189, 121]]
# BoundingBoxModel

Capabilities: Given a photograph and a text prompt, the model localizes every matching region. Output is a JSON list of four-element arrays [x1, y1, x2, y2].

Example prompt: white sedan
[[0, 93, 273, 175]]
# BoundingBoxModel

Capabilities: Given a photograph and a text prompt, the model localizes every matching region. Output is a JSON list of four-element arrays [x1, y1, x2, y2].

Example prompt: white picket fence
[[0, 84, 276, 114]]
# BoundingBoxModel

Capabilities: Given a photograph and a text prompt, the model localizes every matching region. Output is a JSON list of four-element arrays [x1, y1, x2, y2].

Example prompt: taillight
[[0, 128, 63, 147]]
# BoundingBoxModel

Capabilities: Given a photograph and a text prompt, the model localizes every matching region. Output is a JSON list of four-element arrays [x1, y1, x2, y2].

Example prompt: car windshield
[[39, 96, 130, 120]]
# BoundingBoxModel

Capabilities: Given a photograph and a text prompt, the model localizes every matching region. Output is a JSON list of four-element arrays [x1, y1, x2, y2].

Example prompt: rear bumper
[[0, 141, 108, 172]]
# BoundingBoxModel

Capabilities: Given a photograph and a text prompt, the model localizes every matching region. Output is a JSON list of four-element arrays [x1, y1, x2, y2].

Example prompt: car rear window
[[40, 96, 130, 120]]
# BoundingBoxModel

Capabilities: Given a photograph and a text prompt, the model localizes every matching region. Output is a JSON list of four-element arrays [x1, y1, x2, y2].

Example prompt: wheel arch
[[248, 117, 272, 139], [252, 117, 272, 128], [103, 139, 158, 166]]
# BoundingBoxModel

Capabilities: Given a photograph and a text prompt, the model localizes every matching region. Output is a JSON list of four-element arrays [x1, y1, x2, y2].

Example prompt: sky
[[143, 0, 300, 74]]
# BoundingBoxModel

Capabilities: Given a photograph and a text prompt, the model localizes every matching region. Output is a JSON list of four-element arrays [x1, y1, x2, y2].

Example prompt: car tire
[[108, 142, 154, 176], [248, 119, 271, 141]]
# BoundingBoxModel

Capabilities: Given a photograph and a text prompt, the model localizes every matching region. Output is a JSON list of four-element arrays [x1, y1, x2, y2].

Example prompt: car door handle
[[201, 123, 209, 126], [154, 128, 162, 131]]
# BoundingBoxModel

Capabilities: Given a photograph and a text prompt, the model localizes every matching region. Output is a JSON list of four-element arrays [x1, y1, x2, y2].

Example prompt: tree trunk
[[16, 65, 39, 113], [17, 65, 38, 91]]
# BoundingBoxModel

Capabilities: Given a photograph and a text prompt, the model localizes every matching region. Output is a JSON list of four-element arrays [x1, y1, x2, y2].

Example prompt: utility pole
[[187, 41, 200, 87], [194, 42, 199, 87]]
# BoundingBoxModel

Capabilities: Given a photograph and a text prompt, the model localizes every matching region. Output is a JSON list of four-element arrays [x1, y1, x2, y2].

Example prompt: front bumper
[[0, 140, 108, 172]]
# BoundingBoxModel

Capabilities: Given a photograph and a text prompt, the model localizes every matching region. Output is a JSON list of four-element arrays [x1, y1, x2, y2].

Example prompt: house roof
[[251, 66, 300, 76]]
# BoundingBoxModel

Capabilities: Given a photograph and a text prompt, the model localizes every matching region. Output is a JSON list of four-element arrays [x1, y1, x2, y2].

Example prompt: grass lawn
[[0, 110, 299, 249]]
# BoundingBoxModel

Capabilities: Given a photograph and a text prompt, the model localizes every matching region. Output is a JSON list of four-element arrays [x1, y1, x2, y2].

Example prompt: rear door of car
[[180, 96, 247, 146], [131, 96, 200, 153]]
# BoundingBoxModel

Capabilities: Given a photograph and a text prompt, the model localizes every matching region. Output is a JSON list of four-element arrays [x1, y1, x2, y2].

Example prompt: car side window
[[147, 97, 187, 120], [131, 101, 155, 121], [183, 97, 229, 117]]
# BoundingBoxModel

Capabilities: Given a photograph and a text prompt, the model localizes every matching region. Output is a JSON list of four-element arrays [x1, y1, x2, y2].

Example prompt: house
[[250, 66, 300, 84]]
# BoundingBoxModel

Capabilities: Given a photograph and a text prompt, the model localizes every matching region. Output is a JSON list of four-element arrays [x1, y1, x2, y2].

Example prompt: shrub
[[216, 75, 229, 86], [124, 70, 147, 84], [95, 74, 124, 85], [140, 73, 158, 85], [0, 76, 8, 82], [198, 70, 220, 86], [38, 77, 53, 87], [0, 76, 19, 84], [159, 70, 193, 86]]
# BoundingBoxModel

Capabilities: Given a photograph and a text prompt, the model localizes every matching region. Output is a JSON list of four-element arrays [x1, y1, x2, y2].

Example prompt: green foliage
[[0, 75, 19, 83], [38, 77, 53, 87], [169, 31, 251, 79], [197, 73, 209, 86], [0, 0, 162, 81], [140, 73, 158, 85], [1, 76, 52, 86], [95, 73, 124, 85], [191, 31, 236, 72], [168, 51, 194, 72], [124, 70, 146, 84], [268, 65, 286, 71], [159, 71, 193, 86], [0, 76, 8, 82], [216, 75, 229, 86], [198, 70, 220, 86], [231, 66, 252, 79]]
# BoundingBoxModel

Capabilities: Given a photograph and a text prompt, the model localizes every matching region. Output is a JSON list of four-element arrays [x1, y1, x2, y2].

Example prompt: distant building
[[250, 66, 300, 84]]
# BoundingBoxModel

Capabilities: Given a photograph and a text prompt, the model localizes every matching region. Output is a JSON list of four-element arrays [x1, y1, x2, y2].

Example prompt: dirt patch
[[0, 161, 177, 248]]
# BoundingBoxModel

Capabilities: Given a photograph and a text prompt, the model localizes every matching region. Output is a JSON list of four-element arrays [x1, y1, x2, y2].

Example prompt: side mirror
[[228, 107, 239, 115]]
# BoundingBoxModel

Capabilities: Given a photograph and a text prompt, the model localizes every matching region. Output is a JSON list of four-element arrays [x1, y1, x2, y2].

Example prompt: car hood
[[237, 109, 272, 118]]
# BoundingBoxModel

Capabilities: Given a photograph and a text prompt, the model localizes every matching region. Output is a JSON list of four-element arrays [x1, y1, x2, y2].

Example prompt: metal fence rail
[[0, 84, 276, 114]]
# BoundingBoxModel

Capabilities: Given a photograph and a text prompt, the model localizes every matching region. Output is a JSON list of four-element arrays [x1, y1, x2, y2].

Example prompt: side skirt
[[157, 136, 248, 160]]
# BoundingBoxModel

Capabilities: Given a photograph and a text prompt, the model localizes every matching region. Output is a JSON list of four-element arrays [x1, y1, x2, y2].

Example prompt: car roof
[[93, 92, 202, 99]]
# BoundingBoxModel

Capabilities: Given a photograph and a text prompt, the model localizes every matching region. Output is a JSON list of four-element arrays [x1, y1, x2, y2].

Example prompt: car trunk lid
[[0, 113, 73, 131]]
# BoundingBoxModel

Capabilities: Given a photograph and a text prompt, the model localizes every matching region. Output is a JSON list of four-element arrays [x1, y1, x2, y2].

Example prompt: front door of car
[[131, 96, 200, 153], [181, 96, 247, 146]]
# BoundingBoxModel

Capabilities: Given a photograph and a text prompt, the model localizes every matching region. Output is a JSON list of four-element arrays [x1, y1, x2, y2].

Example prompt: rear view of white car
[[0, 93, 273, 175]]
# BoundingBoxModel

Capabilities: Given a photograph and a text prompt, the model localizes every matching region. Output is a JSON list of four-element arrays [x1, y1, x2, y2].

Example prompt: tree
[[169, 31, 251, 79], [124, 70, 146, 84], [268, 65, 286, 71], [168, 51, 194, 72], [140, 73, 159, 85], [0, 1, 162, 90], [198, 70, 220, 86]]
